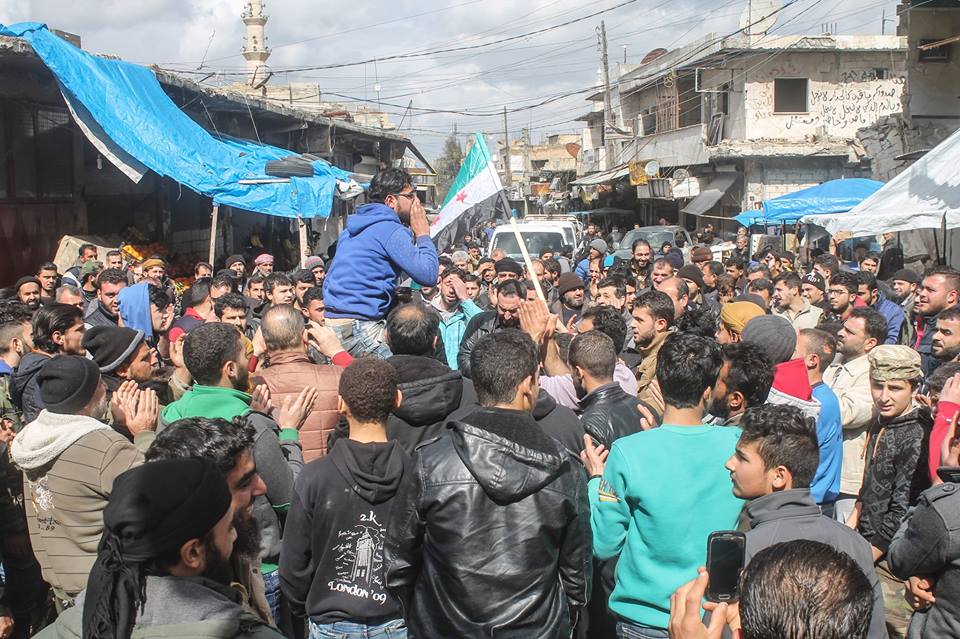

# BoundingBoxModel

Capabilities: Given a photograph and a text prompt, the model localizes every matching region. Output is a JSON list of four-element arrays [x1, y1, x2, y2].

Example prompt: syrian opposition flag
[[430, 132, 509, 252]]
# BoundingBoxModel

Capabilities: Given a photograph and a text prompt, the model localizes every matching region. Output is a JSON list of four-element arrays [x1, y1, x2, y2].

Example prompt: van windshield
[[492, 231, 566, 257]]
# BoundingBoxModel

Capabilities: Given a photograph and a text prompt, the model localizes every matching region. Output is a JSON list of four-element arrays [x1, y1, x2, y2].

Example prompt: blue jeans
[[616, 621, 669, 639], [262, 568, 280, 624], [308, 619, 407, 639], [332, 319, 392, 359]]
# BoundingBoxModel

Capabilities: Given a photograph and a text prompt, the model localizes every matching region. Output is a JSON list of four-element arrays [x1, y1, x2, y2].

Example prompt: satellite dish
[[641, 48, 668, 65], [644, 160, 660, 177], [739, 0, 779, 36], [673, 168, 691, 181]]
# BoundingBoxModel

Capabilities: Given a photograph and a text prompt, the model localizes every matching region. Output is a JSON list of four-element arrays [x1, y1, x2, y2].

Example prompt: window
[[773, 78, 808, 113], [1, 100, 73, 200]]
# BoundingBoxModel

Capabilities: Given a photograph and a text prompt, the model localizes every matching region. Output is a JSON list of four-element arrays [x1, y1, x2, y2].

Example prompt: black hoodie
[[279, 438, 409, 624]]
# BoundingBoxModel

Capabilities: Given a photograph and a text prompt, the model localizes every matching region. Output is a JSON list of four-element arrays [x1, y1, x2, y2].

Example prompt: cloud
[[1, 0, 901, 158]]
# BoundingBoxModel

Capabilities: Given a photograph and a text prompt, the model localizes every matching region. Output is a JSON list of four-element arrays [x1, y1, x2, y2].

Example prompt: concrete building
[[576, 32, 908, 231], [494, 132, 581, 211]]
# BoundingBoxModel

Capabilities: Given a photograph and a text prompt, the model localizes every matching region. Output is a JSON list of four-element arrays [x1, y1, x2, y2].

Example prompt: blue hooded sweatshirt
[[324, 203, 438, 321], [117, 282, 154, 339]]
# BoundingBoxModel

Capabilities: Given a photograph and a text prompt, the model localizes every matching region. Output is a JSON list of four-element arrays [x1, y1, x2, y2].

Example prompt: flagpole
[[510, 216, 545, 302]]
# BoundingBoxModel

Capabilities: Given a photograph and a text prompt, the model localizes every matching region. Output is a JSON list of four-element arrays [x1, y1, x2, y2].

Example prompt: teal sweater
[[436, 298, 482, 370], [588, 424, 743, 629]]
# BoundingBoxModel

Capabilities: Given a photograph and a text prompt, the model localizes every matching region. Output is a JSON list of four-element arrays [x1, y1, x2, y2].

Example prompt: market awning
[[801, 126, 960, 235], [736, 178, 883, 227], [0, 21, 351, 219], [681, 173, 737, 216], [570, 164, 630, 186]]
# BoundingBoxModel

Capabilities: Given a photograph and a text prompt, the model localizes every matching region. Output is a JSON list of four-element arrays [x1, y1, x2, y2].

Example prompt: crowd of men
[[1, 166, 960, 639]]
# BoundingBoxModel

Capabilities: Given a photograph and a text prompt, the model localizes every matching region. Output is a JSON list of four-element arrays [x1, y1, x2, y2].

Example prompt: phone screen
[[707, 533, 745, 602]]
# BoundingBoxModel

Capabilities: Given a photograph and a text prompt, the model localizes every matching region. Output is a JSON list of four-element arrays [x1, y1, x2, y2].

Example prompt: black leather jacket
[[385, 408, 592, 638], [578, 382, 643, 449], [457, 311, 512, 378]]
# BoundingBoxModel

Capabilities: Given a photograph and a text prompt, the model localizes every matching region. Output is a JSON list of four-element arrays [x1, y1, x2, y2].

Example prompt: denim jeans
[[308, 618, 407, 639], [262, 568, 280, 625], [332, 319, 392, 359], [616, 621, 669, 639]]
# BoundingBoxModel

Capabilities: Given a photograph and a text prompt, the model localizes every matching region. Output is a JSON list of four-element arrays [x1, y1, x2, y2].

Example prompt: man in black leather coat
[[570, 330, 644, 449], [385, 329, 591, 638]]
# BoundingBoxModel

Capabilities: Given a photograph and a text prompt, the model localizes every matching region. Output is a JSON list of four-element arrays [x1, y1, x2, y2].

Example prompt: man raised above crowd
[[323, 168, 438, 358]]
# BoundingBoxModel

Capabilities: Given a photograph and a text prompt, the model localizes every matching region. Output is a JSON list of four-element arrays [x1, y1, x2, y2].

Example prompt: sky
[[2, 0, 901, 160]]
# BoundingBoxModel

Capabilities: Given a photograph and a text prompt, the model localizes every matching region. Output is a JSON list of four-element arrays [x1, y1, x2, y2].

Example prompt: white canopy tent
[[801, 126, 960, 235]]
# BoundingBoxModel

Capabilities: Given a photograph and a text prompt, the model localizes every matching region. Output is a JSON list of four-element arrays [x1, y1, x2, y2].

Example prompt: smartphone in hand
[[706, 530, 746, 603]]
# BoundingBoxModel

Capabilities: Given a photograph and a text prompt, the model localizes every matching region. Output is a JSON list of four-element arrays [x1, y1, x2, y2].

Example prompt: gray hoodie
[[744, 489, 886, 639]]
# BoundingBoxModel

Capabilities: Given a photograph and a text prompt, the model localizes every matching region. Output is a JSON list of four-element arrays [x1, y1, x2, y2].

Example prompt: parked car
[[613, 226, 694, 262]]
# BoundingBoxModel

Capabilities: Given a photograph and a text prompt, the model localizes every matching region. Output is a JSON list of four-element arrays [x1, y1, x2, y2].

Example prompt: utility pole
[[522, 128, 531, 216], [599, 21, 615, 170], [502, 106, 512, 191]]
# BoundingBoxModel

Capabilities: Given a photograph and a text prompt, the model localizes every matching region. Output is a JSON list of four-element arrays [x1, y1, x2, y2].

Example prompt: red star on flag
[[455, 191, 468, 203]]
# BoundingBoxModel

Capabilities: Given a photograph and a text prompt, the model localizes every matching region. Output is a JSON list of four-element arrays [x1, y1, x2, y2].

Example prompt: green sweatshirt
[[588, 424, 744, 630], [160, 385, 253, 423]]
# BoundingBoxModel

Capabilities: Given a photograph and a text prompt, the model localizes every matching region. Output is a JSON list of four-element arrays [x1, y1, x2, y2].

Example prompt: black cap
[[224, 254, 245, 268], [494, 258, 523, 276], [38, 356, 101, 414], [15, 276, 40, 291], [890, 268, 921, 285], [802, 271, 826, 292]]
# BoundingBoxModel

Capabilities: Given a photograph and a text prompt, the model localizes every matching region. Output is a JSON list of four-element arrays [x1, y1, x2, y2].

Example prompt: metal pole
[[298, 214, 309, 268], [208, 204, 219, 265], [600, 21, 616, 169], [502, 106, 512, 189]]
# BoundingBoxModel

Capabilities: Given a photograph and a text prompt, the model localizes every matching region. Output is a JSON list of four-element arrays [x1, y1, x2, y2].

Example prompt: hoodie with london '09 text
[[323, 203, 438, 321], [279, 438, 409, 625]]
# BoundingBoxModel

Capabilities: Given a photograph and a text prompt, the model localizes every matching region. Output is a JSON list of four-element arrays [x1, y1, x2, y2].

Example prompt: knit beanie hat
[[741, 314, 798, 365], [494, 258, 523, 276], [665, 250, 684, 271], [38, 355, 101, 414], [83, 326, 146, 373], [691, 246, 713, 263], [890, 269, 920, 285], [224, 254, 245, 269], [589, 238, 608, 255], [304, 256, 325, 270], [558, 272, 585, 296]]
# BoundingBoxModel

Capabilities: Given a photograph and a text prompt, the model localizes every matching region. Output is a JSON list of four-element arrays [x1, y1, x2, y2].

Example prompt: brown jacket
[[253, 351, 341, 461], [635, 331, 668, 415]]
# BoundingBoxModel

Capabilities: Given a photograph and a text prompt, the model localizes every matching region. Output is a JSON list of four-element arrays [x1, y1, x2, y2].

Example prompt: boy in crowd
[[281, 358, 409, 638]]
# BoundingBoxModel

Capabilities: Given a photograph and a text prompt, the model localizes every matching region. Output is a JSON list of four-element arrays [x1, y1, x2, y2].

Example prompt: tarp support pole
[[510, 217, 545, 301], [208, 204, 219, 266], [298, 214, 308, 268]]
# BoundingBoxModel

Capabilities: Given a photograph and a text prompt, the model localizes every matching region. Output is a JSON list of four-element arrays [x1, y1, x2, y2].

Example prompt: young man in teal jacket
[[432, 267, 483, 370], [581, 333, 743, 638]]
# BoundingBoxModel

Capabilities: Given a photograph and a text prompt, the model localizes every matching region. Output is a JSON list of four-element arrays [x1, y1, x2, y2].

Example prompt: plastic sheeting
[[0, 22, 351, 219], [736, 178, 883, 227], [802, 128, 960, 235]]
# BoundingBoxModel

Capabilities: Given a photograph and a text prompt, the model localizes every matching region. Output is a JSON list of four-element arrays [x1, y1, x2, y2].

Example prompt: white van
[[487, 218, 582, 261]]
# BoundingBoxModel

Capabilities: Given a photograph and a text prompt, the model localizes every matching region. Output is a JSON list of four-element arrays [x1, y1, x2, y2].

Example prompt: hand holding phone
[[706, 531, 746, 603]]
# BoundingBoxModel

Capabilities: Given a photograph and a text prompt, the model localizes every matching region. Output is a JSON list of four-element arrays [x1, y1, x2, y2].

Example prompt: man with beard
[[801, 272, 828, 311], [707, 342, 773, 426], [529, 259, 556, 304], [931, 306, 960, 364], [11, 304, 87, 424], [772, 272, 823, 330], [890, 269, 920, 317], [84, 269, 127, 329], [457, 280, 523, 378], [36, 458, 284, 639], [10, 356, 157, 608], [914, 266, 960, 376], [551, 273, 585, 326], [158, 323, 317, 622], [630, 239, 653, 288], [146, 418, 273, 625], [631, 290, 675, 415], [36, 262, 59, 307], [14, 278, 41, 312], [824, 271, 860, 326], [857, 272, 905, 344]]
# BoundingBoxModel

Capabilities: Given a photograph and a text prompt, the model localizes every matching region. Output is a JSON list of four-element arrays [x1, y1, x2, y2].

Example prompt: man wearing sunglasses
[[323, 168, 439, 358]]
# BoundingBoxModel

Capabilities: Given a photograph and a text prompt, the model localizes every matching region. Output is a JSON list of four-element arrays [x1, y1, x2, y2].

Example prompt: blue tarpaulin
[[0, 22, 352, 219], [735, 178, 884, 227]]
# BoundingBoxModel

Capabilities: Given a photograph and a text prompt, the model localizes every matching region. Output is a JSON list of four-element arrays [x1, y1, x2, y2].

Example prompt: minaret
[[241, 1, 271, 85]]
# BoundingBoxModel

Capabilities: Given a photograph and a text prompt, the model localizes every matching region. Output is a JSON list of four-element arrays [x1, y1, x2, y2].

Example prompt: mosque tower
[[241, 1, 271, 85]]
